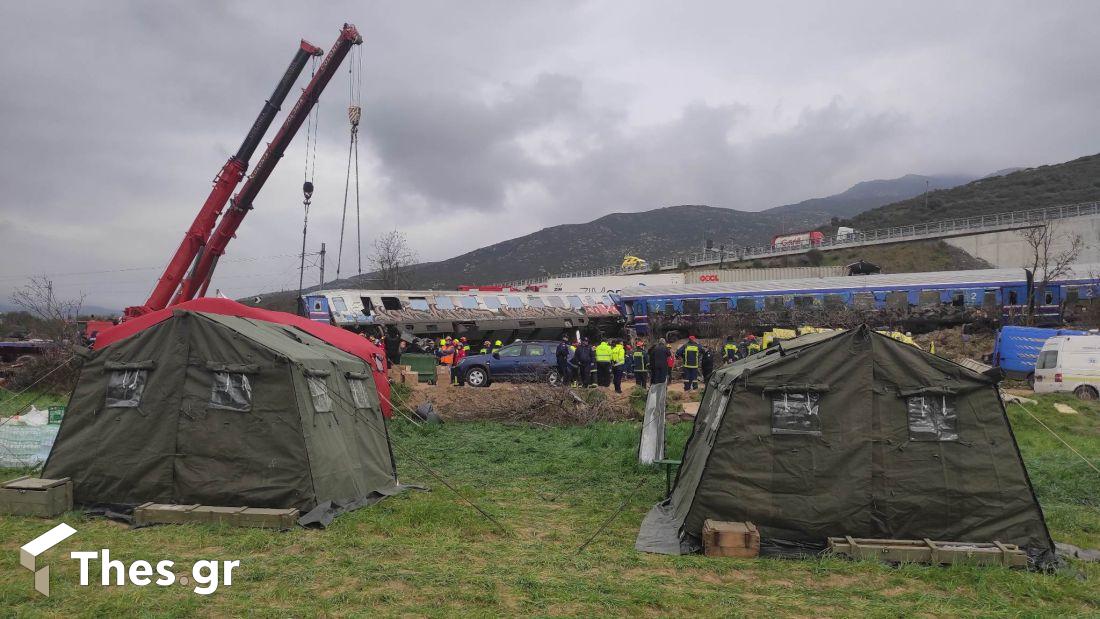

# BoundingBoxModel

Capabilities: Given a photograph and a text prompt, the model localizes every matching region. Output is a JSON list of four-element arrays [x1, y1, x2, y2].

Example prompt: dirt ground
[[395, 326, 997, 424]]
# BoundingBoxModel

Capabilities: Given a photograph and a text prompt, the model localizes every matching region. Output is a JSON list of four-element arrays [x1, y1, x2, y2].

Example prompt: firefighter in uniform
[[677, 336, 701, 391], [632, 342, 649, 388], [723, 336, 739, 363]]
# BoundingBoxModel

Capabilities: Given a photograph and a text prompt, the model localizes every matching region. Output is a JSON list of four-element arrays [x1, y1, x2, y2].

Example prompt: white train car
[[301, 289, 622, 341]]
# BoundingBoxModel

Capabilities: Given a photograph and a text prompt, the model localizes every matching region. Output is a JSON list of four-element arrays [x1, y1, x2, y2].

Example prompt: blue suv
[[457, 340, 563, 387]]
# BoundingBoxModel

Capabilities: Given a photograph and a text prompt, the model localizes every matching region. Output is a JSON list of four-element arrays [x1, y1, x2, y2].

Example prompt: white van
[[1033, 335, 1100, 399]]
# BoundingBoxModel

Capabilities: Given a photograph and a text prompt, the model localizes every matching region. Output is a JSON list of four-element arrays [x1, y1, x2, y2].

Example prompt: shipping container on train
[[617, 264, 1100, 338], [300, 288, 624, 341]]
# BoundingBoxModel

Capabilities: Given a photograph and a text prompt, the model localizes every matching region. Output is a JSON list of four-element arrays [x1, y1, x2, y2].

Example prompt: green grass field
[[0, 392, 1097, 617]]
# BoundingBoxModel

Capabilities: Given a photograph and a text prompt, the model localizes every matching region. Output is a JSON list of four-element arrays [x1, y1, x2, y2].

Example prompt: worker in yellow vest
[[492, 339, 503, 354], [676, 336, 701, 391], [746, 333, 761, 356], [594, 340, 613, 387], [611, 339, 626, 393], [723, 336, 738, 363]]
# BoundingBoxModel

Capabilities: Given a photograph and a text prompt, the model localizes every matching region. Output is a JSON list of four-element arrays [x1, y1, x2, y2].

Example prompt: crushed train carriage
[[301, 288, 624, 341]]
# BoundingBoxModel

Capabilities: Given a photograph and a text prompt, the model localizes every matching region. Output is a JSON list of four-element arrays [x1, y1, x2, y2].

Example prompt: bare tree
[[10, 276, 85, 343], [368, 229, 419, 290], [1018, 221, 1083, 324]]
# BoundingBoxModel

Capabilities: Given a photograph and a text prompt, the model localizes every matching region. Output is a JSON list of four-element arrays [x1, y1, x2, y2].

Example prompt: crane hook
[[303, 181, 314, 202]]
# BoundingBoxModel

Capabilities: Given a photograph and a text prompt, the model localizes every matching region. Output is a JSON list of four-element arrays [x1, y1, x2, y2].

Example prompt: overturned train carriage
[[301, 288, 623, 341], [637, 327, 1056, 567], [44, 310, 399, 523]]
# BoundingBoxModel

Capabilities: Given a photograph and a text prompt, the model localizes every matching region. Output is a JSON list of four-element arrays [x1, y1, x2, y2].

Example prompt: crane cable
[[336, 46, 363, 279], [299, 57, 320, 298]]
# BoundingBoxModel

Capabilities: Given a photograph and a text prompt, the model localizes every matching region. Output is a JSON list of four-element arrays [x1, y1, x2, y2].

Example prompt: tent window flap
[[348, 378, 372, 410], [771, 391, 821, 435], [105, 369, 147, 408], [210, 372, 252, 412], [907, 395, 958, 441], [308, 376, 333, 413]]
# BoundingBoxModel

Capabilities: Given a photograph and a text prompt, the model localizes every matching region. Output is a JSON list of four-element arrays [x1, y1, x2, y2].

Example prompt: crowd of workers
[[551, 332, 766, 392], [367, 330, 782, 393]]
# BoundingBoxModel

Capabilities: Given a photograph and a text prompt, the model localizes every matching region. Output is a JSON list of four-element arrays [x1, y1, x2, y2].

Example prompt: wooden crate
[[0, 477, 72, 517], [702, 520, 760, 558], [134, 503, 299, 529], [230, 507, 299, 530], [827, 536, 1027, 568], [190, 505, 246, 524], [133, 503, 201, 526]]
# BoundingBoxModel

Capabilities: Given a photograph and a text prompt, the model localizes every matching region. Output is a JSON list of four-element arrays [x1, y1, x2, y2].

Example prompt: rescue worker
[[650, 338, 670, 385], [460, 337, 470, 353], [723, 336, 739, 363], [677, 335, 701, 391], [700, 345, 715, 383], [438, 338, 455, 369], [746, 334, 761, 356], [623, 343, 634, 379], [632, 341, 649, 388], [573, 338, 594, 387], [594, 339, 613, 387], [555, 336, 572, 386], [611, 339, 626, 393], [451, 340, 466, 386], [492, 339, 503, 354], [480, 340, 491, 354]]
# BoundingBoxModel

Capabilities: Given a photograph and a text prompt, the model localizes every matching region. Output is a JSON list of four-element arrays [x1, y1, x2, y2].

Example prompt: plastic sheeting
[[638, 382, 667, 465]]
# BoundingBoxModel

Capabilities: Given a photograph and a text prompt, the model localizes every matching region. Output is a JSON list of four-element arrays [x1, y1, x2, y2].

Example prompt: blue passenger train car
[[617, 265, 1100, 338]]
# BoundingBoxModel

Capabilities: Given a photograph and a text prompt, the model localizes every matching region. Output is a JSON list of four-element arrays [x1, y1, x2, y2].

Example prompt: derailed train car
[[301, 288, 623, 342], [619, 265, 1100, 339]]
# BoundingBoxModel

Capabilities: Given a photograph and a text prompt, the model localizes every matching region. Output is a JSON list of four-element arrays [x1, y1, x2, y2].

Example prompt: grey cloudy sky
[[1, 1, 1099, 308]]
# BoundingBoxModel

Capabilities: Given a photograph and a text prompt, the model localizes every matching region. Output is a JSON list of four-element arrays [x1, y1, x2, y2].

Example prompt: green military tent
[[636, 326, 1056, 566], [43, 310, 401, 525]]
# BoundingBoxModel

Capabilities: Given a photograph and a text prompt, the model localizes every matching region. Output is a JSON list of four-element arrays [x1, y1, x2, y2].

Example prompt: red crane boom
[[173, 24, 362, 305], [125, 40, 323, 318]]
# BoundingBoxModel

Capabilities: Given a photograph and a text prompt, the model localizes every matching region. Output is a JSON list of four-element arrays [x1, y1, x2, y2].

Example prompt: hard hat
[[689, 335, 697, 341], [460, 337, 467, 342], [495, 340, 502, 345]]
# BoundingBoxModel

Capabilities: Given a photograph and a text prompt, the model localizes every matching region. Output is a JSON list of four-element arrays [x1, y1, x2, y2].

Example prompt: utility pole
[[923, 179, 930, 211], [319, 243, 326, 287]]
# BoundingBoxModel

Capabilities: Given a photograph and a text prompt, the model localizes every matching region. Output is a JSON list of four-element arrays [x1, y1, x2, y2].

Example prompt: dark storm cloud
[[365, 74, 586, 210], [1, 1, 1099, 307]]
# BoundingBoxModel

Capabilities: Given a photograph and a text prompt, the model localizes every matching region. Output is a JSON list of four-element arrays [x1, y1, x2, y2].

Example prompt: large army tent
[[91, 297, 392, 418], [43, 308, 400, 524], [636, 326, 1056, 566]]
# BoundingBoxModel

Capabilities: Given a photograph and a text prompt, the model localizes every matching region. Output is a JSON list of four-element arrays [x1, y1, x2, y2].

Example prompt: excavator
[[124, 24, 362, 318]]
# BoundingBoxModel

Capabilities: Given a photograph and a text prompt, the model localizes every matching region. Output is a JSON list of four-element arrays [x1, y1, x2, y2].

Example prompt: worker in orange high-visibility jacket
[[438, 339, 455, 366]]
